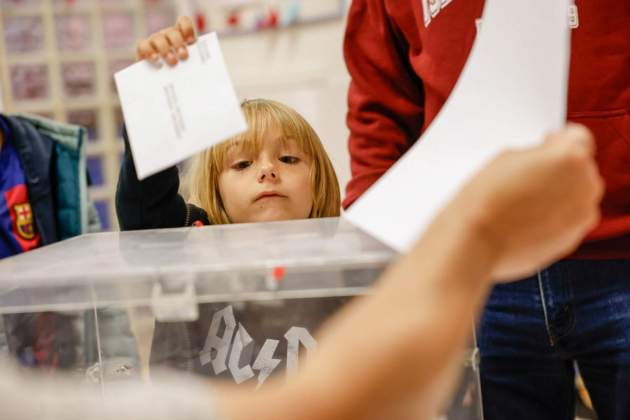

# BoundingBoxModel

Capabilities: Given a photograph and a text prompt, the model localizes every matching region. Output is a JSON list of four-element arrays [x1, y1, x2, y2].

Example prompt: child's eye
[[232, 160, 252, 170], [279, 155, 300, 164]]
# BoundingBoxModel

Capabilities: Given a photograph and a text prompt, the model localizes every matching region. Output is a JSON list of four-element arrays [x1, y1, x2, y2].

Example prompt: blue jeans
[[478, 259, 630, 420]]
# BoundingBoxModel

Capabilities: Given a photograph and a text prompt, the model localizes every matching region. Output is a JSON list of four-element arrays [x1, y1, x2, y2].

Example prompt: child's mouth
[[254, 191, 286, 202]]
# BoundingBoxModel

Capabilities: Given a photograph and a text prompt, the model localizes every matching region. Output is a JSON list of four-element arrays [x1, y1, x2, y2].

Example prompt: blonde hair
[[185, 99, 340, 224]]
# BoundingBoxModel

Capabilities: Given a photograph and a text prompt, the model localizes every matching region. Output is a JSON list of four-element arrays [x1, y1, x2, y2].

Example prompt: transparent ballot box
[[0, 218, 483, 419]]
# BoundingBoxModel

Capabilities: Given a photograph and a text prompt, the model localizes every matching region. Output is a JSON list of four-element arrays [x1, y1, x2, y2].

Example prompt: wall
[[0, 2, 352, 229], [221, 17, 352, 199]]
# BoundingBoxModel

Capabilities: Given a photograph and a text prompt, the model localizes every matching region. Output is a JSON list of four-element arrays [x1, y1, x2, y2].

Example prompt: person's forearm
[[115, 127, 188, 230], [301, 190, 498, 420], [216, 189, 499, 420], [0, 357, 219, 420]]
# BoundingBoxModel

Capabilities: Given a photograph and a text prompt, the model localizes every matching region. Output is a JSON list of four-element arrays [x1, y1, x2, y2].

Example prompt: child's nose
[[257, 162, 278, 182]]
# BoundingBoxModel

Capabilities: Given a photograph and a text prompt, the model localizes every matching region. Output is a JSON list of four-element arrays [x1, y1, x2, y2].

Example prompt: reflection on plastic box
[[0, 219, 484, 419]]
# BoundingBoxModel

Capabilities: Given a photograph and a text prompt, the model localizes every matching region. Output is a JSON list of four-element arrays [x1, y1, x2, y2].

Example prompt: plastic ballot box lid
[[0, 218, 483, 419], [0, 217, 395, 317]]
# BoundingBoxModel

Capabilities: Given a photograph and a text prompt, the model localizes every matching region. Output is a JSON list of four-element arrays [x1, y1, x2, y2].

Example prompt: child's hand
[[136, 16, 197, 66]]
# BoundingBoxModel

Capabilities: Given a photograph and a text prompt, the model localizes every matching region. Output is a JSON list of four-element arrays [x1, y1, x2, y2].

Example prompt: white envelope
[[115, 33, 247, 180], [345, 0, 571, 252]]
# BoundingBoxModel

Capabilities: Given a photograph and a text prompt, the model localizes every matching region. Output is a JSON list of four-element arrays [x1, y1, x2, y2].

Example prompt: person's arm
[[116, 16, 208, 231], [215, 125, 603, 420], [215, 193, 494, 420], [115, 129, 196, 230], [342, 0, 425, 208], [0, 357, 220, 420], [0, 127, 601, 420]]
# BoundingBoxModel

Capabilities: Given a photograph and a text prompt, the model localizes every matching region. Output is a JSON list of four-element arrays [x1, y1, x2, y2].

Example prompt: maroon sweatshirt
[[343, 0, 630, 258]]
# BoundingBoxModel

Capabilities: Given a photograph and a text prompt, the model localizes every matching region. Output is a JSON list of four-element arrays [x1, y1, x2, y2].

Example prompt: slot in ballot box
[[0, 217, 483, 419]]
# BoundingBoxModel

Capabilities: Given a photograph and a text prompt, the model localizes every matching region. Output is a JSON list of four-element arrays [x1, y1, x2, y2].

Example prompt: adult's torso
[[384, 0, 630, 256]]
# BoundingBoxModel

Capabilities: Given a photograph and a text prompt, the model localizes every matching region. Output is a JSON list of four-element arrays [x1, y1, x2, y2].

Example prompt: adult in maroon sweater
[[343, 1, 630, 419]]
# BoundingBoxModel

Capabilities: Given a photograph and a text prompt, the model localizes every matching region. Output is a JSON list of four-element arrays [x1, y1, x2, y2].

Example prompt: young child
[[117, 97, 340, 229], [115, 19, 343, 380], [116, 99, 342, 379], [185, 98, 340, 224], [116, 20, 340, 229]]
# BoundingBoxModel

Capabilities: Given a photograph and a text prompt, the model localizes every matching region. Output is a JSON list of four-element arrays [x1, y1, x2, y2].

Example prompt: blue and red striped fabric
[[0, 119, 40, 258]]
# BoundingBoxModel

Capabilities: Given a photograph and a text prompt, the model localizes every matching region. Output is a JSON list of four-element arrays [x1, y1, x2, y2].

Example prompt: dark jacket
[[0, 113, 99, 244], [116, 128, 209, 230], [0, 113, 100, 370]]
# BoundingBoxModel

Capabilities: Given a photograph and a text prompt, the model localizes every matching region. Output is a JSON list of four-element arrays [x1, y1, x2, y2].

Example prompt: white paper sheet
[[344, 0, 570, 252], [115, 33, 247, 180]]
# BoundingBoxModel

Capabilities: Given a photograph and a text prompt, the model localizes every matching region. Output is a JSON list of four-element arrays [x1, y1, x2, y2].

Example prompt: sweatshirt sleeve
[[115, 127, 207, 230], [342, 0, 425, 208]]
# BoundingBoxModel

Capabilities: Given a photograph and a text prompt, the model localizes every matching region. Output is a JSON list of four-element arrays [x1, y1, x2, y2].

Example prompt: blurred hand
[[463, 123, 604, 281], [136, 16, 197, 66]]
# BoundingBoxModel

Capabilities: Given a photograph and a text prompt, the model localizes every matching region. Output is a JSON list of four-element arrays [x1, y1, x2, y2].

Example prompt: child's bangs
[[276, 108, 318, 157], [245, 99, 317, 157], [210, 99, 319, 172], [210, 131, 263, 172]]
